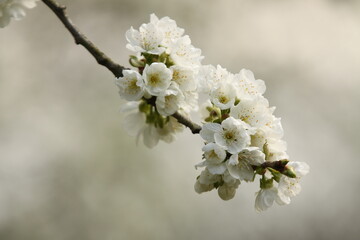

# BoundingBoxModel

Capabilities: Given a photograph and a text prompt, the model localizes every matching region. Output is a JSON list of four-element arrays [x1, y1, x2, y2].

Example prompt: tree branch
[[172, 112, 201, 134], [41, 0, 202, 134], [42, 0, 126, 78]]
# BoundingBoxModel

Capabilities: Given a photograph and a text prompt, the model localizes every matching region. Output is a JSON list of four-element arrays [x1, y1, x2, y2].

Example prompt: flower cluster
[[119, 14, 309, 211], [0, 0, 38, 28], [117, 14, 203, 147], [194, 65, 309, 211]]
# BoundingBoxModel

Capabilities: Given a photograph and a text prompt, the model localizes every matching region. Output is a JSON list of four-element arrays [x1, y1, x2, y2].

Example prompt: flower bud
[[282, 166, 297, 178]]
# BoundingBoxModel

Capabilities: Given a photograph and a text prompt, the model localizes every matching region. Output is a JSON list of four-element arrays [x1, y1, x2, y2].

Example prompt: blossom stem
[[41, 0, 203, 134], [144, 97, 202, 134], [172, 112, 202, 134]]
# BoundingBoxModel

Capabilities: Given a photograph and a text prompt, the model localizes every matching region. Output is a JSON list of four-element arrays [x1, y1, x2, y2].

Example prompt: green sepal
[[255, 166, 266, 175], [129, 55, 145, 68], [260, 176, 273, 189], [263, 142, 270, 160], [139, 101, 151, 114], [283, 166, 297, 178], [213, 180, 224, 189], [204, 116, 213, 122], [206, 106, 213, 112], [280, 160, 289, 167], [141, 52, 159, 64], [165, 55, 175, 68], [268, 167, 282, 182], [213, 118, 222, 124]]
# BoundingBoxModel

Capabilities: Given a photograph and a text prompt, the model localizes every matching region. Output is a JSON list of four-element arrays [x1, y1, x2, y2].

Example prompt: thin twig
[[41, 0, 203, 133]]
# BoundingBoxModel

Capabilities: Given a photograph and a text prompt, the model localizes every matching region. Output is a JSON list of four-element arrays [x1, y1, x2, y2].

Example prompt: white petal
[[194, 181, 214, 194], [116, 70, 144, 101], [202, 143, 226, 164], [199, 123, 221, 142], [218, 184, 238, 201], [287, 161, 310, 177], [143, 63, 172, 96], [210, 82, 236, 110], [123, 111, 145, 136], [142, 125, 160, 148], [194, 160, 207, 170], [255, 188, 277, 212], [155, 82, 184, 116], [207, 163, 227, 175]]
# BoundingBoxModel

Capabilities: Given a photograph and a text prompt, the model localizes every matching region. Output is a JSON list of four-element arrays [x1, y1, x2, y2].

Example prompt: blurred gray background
[[1, 0, 360, 239]]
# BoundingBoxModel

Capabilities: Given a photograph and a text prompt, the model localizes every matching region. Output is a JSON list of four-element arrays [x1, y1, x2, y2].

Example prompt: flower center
[[224, 131, 234, 140], [128, 80, 138, 90], [207, 150, 218, 160], [219, 95, 229, 104], [149, 74, 160, 86]]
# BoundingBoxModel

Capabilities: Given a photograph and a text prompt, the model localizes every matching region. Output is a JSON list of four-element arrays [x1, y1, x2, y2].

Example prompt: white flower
[[198, 168, 221, 185], [115, 70, 144, 101], [194, 168, 221, 194], [199, 122, 222, 143], [264, 138, 289, 162], [194, 180, 214, 194], [217, 184, 237, 200], [126, 21, 165, 54], [230, 96, 273, 128], [167, 35, 203, 67], [227, 148, 265, 181], [276, 162, 309, 205], [181, 90, 198, 113], [121, 102, 184, 148], [262, 116, 284, 139], [157, 116, 184, 143], [250, 130, 267, 149], [200, 117, 254, 154], [141, 124, 161, 148], [121, 102, 160, 148], [214, 117, 252, 154], [195, 143, 227, 174], [199, 99, 213, 120], [210, 82, 237, 110], [170, 65, 197, 92], [218, 171, 241, 200], [203, 143, 227, 164], [121, 102, 146, 137], [288, 161, 310, 177], [143, 63, 172, 96], [149, 13, 184, 47], [234, 69, 266, 99], [155, 82, 184, 116], [198, 65, 232, 93], [0, 0, 38, 28], [255, 187, 278, 212]]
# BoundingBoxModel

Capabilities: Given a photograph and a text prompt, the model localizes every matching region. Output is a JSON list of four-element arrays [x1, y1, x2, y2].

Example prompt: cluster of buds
[[116, 14, 203, 147]]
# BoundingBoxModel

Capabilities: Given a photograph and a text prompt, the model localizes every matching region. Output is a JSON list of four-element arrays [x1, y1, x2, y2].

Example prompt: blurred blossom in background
[[1, 0, 360, 239]]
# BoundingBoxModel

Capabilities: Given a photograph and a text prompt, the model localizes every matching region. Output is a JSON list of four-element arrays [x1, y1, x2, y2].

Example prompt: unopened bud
[[283, 166, 297, 178]]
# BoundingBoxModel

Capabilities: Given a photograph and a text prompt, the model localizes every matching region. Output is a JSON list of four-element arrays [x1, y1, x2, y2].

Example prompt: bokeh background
[[1, 0, 360, 239]]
